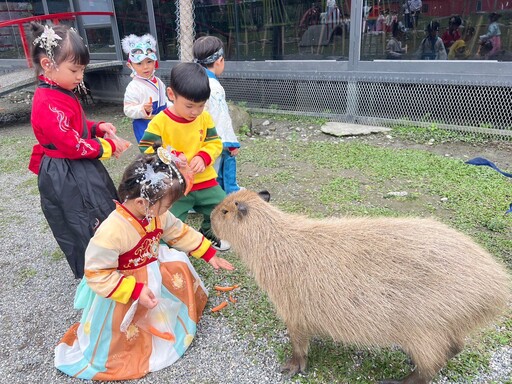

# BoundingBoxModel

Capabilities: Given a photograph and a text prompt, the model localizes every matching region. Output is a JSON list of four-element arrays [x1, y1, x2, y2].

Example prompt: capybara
[[211, 190, 511, 384]]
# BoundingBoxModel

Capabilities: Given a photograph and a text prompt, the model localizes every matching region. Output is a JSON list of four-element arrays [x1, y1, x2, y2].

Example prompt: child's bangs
[[62, 32, 90, 66]]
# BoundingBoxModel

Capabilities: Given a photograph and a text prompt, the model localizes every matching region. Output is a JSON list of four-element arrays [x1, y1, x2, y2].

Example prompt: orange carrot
[[148, 325, 175, 342], [214, 284, 239, 292], [149, 96, 153, 103], [211, 301, 228, 312], [229, 295, 237, 304]]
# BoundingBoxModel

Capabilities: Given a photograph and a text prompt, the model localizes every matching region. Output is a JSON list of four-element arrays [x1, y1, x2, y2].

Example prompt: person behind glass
[[122, 34, 172, 143], [375, 10, 385, 32], [55, 148, 234, 380], [386, 21, 407, 59], [299, 2, 321, 31], [441, 16, 462, 52], [138, 63, 231, 252], [193, 36, 242, 195], [384, 9, 392, 33], [448, 26, 474, 60], [403, 1, 412, 29], [408, 0, 422, 30], [417, 21, 447, 60], [28, 22, 124, 279], [479, 12, 502, 60]]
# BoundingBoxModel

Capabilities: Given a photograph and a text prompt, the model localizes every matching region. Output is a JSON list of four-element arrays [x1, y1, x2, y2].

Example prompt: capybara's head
[[211, 189, 271, 242]]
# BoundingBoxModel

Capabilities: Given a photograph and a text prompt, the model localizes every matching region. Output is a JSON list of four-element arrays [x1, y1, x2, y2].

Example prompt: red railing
[[0, 11, 114, 68]]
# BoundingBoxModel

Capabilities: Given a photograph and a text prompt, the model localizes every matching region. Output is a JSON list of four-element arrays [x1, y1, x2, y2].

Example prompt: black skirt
[[38, 156, 118, 278]]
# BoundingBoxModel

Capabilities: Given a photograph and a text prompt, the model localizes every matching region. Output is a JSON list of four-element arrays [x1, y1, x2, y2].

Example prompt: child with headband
[[55, 146, 233, 380], [28, 22, 128, 279], [122, 34, 172, 142], [193, 36, 242, 194]]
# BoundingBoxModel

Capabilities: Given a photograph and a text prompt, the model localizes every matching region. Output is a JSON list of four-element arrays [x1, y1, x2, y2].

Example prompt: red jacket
[[29, 77, 114, 174]]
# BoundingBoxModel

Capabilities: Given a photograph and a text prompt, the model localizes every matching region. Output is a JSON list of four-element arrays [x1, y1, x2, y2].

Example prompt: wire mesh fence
[[175, 0, 195, 62], [220, 74, 512, 139]]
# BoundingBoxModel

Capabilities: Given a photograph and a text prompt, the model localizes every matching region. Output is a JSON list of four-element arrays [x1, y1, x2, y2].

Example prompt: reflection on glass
[[86, 28, 114, 53], [361, 0, 512, 62], [0, 2, 35, 59], [153, 0, 178, 60], [194, 0, 350, 61], [114, 1, 150, 43]]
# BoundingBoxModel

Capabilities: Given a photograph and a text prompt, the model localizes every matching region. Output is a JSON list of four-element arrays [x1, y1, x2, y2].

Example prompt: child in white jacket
[[122, 34, 171, 143], [193, 36, 241, 194]]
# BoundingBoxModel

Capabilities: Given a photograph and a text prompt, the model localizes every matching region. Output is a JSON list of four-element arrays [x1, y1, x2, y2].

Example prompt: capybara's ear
[[258, 190, 271, 202], [236, 201, 248, 217]]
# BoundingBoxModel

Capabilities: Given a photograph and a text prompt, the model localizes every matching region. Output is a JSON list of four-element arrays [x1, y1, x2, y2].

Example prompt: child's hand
[[138, 285, 158, 309], [229, 148, 239, 156], [189, 156, 206, 174], [209, 255, 235, 271], [98, 122, 117, 136], [143, 97, 153, 115]]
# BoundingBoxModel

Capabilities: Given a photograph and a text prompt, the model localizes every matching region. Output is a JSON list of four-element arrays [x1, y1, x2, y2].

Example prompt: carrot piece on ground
[[211, 301, 228, 312], [229, 295, 237, 304], [214, 284, 240, 292]]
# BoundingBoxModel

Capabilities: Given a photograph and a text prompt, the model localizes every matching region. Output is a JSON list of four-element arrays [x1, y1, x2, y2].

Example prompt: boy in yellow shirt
[[139, 62, 230, 251]]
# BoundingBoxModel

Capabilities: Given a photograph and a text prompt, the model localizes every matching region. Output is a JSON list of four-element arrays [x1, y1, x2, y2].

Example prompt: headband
[[194, 47, 224, 65]]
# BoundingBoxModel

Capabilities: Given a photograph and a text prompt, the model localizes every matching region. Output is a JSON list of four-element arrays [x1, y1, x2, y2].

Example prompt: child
[[417, 20, 447, 60], [139, 62, 231, 251], [441, 16, 462, 52], [193, 35, 242, 195], [386, 21, 407, 59], [122, 33, 171, 142], [55, 148, 234, 380], [479, 12, 502, 59], [28, 22, 125, 279]]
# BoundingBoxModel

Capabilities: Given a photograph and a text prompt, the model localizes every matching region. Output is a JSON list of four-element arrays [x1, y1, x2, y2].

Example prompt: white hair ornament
[[33, 25, 62, 64]]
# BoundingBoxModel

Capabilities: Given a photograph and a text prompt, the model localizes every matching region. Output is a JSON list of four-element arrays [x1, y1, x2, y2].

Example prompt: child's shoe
[[200, 229, 231, 251]]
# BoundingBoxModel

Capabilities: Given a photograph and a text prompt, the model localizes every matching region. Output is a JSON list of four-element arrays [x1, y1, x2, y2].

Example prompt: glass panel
[[113, 0, 150, 40], [85, 26, 114, 53], [78, 0, 111, 26], [360, 0, 512, 62], [195, 0, 350, 61], [47, 0, 71, 13], [153, 0, 178, 60], [0, 1, 37, 59]]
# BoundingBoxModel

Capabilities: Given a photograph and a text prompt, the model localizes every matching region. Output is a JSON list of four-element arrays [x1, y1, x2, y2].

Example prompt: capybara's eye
[[222, 209, 228, 214]]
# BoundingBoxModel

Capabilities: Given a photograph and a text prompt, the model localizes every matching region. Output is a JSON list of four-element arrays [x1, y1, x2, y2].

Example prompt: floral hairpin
[[157, 146, 194, 195], [33, 25, 62, 64]]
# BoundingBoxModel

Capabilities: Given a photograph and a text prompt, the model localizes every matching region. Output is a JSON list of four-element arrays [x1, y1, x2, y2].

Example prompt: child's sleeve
[[40, 97, 114, 160], [207, 89, 240, 149], [124, 81, 151, 119], [197, 112, 223, 164], [138, 118, 163, 153], [161, 212, 216, 262], [84, 219, 143, 304]]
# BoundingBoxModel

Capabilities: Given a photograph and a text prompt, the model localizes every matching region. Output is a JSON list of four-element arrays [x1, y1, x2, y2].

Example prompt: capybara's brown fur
[[211, 190, 511, 384]]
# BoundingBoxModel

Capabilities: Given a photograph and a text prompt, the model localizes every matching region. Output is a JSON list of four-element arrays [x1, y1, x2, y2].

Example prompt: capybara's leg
[[380, 337, 463, 384], [378, 369, 430, 384], [280, 327, 309, 377]]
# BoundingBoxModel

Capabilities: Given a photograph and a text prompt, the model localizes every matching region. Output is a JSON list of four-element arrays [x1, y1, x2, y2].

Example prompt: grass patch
[[391, 123, 491, 144]]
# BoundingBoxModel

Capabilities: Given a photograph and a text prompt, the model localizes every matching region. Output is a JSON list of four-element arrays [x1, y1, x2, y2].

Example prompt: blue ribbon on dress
[[465, 157, 512, 214]]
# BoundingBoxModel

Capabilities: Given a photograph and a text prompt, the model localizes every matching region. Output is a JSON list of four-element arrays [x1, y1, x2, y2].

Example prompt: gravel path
[[0, 101, 511, 384], [0, 168, 288, 384]]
